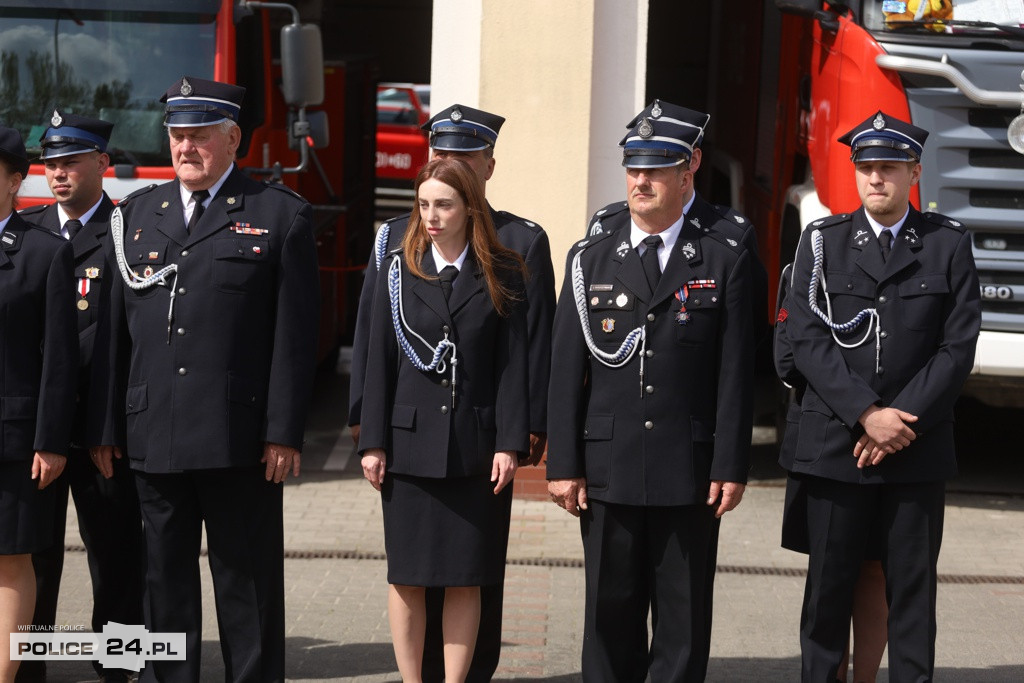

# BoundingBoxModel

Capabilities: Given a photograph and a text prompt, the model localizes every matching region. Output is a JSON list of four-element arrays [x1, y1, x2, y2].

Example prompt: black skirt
[[381, 472, 512, 587], [781, 473, 881, 560], [0, 459, 57, 555]]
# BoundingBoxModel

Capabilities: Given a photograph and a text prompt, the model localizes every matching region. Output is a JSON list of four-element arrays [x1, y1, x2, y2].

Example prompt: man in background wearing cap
[[88, 76, 319, 681], [546, 103, 755, 681], [17, 110, 143, 683], [348, 103, 555, 682], [776, 111, 980, 680]]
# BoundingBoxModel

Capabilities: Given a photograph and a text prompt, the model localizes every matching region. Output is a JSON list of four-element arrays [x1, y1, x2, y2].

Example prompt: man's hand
[[548, 478, 588, 517], [350, 424, 360, 447], [491, 451, 518, 494], [89, 445, 122, 479], [707, 481, 745, 518], [32, 451, 66, 490], [361, 449, 386, 491], [520, 433, 547, 467], [262, 442, 301, 483], [856, 405, 918, 468]]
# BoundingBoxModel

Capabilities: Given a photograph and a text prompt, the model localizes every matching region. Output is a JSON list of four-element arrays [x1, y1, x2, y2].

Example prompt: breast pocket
[[587, 290, 636, 351], [213, 238, 271, 293], [898, 274, 949, 330], [826, 271, 876, 323], [125, 244, 168, 299], [673, 292, 721, 346]]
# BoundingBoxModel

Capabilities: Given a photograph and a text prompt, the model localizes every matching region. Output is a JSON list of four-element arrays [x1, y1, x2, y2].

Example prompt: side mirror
[[280, 23, 324, 108], [288, 110, 329, 150]]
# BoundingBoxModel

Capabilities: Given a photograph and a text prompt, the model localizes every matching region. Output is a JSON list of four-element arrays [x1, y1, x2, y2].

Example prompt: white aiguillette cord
[[110, 206, 180, 343]]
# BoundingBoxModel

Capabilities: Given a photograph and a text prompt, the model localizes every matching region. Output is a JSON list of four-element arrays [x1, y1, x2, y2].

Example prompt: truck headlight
[[1010, 113, 1024, 155]]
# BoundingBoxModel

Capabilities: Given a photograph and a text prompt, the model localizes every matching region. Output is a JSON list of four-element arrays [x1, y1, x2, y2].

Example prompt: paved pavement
[[40, 362, 1024, 681]]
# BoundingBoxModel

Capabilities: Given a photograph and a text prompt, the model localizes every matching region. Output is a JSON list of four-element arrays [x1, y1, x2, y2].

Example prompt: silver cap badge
[[51, 110, 63, 127], [873, 113, 886, 130], [450, 108, 463, 123], [180, 78, 193, 97], [637, 118, 654, 138], [651, 102, 662, 118]]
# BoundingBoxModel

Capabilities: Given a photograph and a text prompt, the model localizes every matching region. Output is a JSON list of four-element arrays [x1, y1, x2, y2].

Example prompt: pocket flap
[[590, 291, 635, 311], [391, 404, 417, 429], [125, 383, 147, 415], [127, 246, 166, 267], [829, 272, 875, 297], [214, 238, 270, 261], [583, 414, 614, 441], [691, 417, 715, 442], [1, 396, 38, 420], [475, 405, 496, 430], [898, 273, 949, 297]]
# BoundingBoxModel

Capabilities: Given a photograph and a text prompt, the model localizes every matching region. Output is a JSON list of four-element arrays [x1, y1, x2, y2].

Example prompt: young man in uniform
[[776, 111, 980, 681], [18, 111, 143, 683], [547, 103, 756, 682], [348, 103, 555, 682]]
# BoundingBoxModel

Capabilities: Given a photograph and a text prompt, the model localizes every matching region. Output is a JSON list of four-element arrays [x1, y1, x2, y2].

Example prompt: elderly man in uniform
[[17, 111, 143, 683], [89, 77, 319, 681], [776, 111, 980, 682], [547, 103, 756, 682], [348, 103, 555, 682]]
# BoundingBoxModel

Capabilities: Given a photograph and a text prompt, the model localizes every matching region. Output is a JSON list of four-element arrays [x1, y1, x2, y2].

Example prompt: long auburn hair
[[403, 158, 527, 316]]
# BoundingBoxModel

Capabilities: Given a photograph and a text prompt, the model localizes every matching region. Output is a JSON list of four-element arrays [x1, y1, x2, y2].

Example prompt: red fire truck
[[705, 0, 1024, 409], [0, 0, 377, 361]]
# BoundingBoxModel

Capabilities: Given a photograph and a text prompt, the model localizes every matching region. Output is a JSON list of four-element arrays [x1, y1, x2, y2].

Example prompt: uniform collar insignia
[[682, 241, 696, 260], [853, 229, 870, 246], [1, 231, 17, 248], [616, 240, 630, 257], [689, 216, 701, 229], [903, 227, 919, 244]]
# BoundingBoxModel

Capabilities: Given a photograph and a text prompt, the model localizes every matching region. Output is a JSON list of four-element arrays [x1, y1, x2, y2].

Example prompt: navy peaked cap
[[161, 76, 245, 127], [422, 104, 505, 152], [838, 111, 929, 163], [0, 126, 29, 176], [39, 110, 113, 160], [620, 100, 709, 168]]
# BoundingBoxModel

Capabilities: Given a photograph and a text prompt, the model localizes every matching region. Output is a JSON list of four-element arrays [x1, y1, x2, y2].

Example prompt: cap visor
[[622, 155, 687, 169], [165, 112, 229, 127], [429, 134, 490, 152]]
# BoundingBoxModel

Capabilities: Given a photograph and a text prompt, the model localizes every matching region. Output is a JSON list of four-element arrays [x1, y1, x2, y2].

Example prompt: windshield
[[862, 0, 1024, 39], [0, 1, 220, 166]]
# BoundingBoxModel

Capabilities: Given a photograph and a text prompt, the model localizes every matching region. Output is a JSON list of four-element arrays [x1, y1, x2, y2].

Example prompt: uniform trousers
[[580, 499, 720, 683], [22, 447, 144, 681], [799, 475, 945, 683], [134, 466, 285, 683]]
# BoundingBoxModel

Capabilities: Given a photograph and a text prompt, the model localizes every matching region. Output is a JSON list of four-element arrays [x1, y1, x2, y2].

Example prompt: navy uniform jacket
[[20, 195, 113, 443], [781, 207, 980, 483], [0, 212, 77, 460], [358, 250, 530, 478], [585, 193, 769, 334], [88, 167, 320, 472], [546, 217, 755, 506], [349, 207, 554, 434]]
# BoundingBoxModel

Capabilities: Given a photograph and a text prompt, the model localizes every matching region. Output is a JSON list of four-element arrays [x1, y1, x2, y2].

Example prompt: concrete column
[[430, 0, 648, 287]]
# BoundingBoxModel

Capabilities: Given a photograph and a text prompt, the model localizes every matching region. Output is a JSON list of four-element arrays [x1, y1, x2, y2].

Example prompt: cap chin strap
[[111, 205, 180, 344], [807, 229, 882, 373], [851, 138, 920, 161], [571, 247, 648, 396]]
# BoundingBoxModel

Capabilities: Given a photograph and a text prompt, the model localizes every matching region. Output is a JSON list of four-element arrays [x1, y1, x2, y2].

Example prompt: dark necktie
[[878, 229, 893, 262], [438, 265, 459, 302], [640, 235, 663, 290], [64, 219, 82, 240], [186, 189, 210, 233]]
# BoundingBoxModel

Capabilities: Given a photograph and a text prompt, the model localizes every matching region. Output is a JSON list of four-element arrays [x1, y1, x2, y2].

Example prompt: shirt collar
[[0, 211, 11, 235], [863, 206, 910, 240], [431, 242, 470, 272], [57, 195, 104, 237], [178, 163, 234, 209]]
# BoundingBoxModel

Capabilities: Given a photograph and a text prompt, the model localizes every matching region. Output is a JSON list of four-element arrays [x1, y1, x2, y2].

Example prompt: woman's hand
[[32, 451, 66, 490], [491, 451, 518, 494], [361, 449, 386, 491]]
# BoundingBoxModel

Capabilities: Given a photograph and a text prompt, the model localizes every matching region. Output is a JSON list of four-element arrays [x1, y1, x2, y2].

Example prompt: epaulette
[[497, 210, 544, 233], [806, 213, 851, 230], [702, 229, 745, 252], [585, 201, 629, 237], [119, 184, 158, 208], [28, 224, 66, 243], [17, 203, 49, 217], [921, 212, 966, 232], [570, 229, 615, 253], [711, 203, 752, 228], [262, 180, 305, 201]]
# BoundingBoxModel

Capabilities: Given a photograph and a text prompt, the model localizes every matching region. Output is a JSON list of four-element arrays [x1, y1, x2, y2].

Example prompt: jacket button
[[177, 327, 186, 336], [181, 249, 189, 256], [127, 403, 134, 410], [880, 330, 888, 339], [583, 429, 589, 437], [440, 405, 449, 414], [647, 313, 655, 322], [847, 283, 854, 290], [178, 367, 187, 376], [178, 287, 187, 295], [645, 385, 654, 394], [877, 367, 885, 375], [878, 295, 887, 303], [644, 420, 654, 430], [920, 282, 928, 289], [442, 325, 450, 334], [441, 379, 450, 387], [645, 349, 654, 358]]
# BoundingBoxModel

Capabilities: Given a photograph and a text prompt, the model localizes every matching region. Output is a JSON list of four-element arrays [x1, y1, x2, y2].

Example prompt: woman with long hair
[[359, 157, 529, 682], [0, 127, 77, 681]]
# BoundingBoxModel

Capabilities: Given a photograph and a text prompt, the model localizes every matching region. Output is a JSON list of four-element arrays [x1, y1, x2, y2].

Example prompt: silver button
[[440, 405, 449, 414], [645, 385, 654, 394], [645, 349, 654, 358], [583, 429, 589, 437], [877, 367, 885, 375], [441, 379, 450, 387], [920, 282, 928, 290], [176, 327, 185, 336], [847, 283, 854, 290], [644, 420, 654, 430], [693, 298, 701, 306], [178, 367, 187, 376], [878, 295, 887, 303], [442, 325, 450, 334], [647, 313, 655, 322], [178, 287, 187, 295], [880, 331, 888, 339], [181, 249, 189, 256]]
